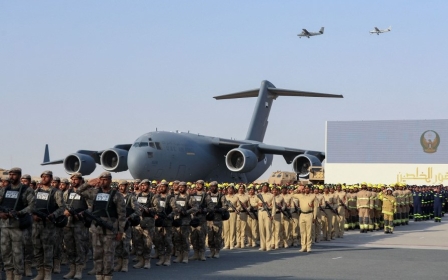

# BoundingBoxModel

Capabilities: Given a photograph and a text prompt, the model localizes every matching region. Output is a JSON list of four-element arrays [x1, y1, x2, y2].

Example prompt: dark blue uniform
[[433, 191, 444, 222], [412, 190, 422, 221]]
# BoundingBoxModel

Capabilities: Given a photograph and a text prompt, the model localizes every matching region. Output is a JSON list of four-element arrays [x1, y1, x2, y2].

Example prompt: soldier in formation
[[1, 166, 446, 280]]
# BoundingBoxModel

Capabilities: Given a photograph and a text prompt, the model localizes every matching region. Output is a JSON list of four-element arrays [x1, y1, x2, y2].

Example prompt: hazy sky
[[1, 1, 447, 180]]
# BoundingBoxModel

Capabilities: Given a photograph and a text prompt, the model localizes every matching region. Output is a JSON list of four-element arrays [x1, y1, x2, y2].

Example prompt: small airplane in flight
[[370, 26, 392, 35], [41, 80, 343, 183], [297, 27, 324, 38]]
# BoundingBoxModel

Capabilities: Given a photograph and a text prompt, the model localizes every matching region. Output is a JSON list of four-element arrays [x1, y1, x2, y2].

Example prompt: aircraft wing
[[302, 29, 310, 35], [213, 138, 324, 164], [374, 27, 380, 31], [40, 144, 133, 166]]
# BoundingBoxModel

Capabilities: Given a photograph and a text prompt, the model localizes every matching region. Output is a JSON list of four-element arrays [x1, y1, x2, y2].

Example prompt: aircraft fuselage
[[127, 131, 273, 183]]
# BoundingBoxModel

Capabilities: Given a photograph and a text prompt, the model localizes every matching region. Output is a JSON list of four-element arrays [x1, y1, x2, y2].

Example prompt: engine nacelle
[[100, 148, 128, 172], [292, 154, 322, 179], [63, 153, 96, 175], [225, 148, 258, 173]]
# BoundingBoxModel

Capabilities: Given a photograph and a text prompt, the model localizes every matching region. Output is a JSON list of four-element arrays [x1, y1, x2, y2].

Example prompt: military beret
[[134, 179, 142, 184], [21, 174, 31, 180], [169, 182, 173, 186], [152, 180, 157, 184], [41, 170, 53, 177], [160, 180, 168, 185], [119, 180, 128, 185], [141, 179, 150, 184], [70, 172, 83, 179], [52, 176, 61, 182], [61, 178, 70, 184], [281, 185, 287, 189], [1, 176, 10, 182], [99, 172, 112, 179], [196, 180, 204, 184], [30, 180, 37, 185], [9, 167, 22, 174], [261, 182, 269, 187], [179, 181, 186, 186], [209, 181, 218, 186], [173, 180, 180, 184]]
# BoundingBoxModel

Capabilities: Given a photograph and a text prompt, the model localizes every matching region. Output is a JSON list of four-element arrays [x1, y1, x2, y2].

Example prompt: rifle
[[238, 198, 256, 220], [225, 199, 240, 214], [325, 201, 341, 217], [0, 206, 19, 221], [32, 210, 54, 227], [256, 194, 272, 219], [318, 205, 328, 217], [65, 206, 82, 221], [137, 202, 156, 217], [339, 200, 349, 211], [292, 201, 301, 215], [274, 197, 293, 221], [82, 210, 116, 233], [194, 193, 207, 216]]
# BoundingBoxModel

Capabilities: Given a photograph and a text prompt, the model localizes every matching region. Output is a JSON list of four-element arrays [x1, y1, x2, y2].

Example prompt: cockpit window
[[149, 142, 155, 149], [139, 142, 148, 147], [155, 142, 162, 150], [133, 142, 139, 147]]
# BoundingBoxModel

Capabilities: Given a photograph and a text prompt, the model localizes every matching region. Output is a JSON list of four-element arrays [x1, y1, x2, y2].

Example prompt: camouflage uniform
[[134, 190, 159, 268], [207, 191, 227, 258], [0, 181, 35, 277], [32, 186, 66, 275], [63, 188, 90, 278], [190, 190, 210, 260], [172, 192, 197, 263], [76, 179, 126, 278], [153, 193, 174, 266], [115, 192, 141, 270]]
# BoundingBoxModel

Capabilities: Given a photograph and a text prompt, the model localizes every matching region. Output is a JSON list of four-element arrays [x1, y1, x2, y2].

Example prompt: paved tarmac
[[58, 220, 447, 280]]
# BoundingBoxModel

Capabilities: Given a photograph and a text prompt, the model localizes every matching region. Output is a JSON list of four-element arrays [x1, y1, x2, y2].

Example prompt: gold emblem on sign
[[420, 130, 440, 153]]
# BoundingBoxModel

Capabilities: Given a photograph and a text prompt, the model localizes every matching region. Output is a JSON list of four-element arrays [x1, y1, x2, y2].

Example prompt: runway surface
[[58, 220, 448, 280]]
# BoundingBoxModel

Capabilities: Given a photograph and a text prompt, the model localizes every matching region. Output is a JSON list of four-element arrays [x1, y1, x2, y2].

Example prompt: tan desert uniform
[[247, 193, 259, 247], [281, 192, 293, 247], [271, 194, 285, 249], [357, 188, 373, 232], [313, 193, 324, 242], [294, 193, 318, 252], [236, 193, 249, 248], [224, 194, 239, 249], [290, 192, 301, 247], [334, 190, 346, 237], [255, 193, 276, 251], [322, 192, 336, 240], [382, 193, 397, 233]]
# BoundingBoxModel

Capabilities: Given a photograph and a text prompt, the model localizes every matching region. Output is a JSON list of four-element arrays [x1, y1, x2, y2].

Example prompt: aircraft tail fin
[[214, 81, 343, 142], [319, 27, 324, 34], [43, 144, 50, 163], [388, 26, 392, 31]]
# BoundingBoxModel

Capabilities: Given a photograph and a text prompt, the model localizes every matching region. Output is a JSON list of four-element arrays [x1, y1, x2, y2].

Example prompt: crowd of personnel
[[0, 167, 446, 280]]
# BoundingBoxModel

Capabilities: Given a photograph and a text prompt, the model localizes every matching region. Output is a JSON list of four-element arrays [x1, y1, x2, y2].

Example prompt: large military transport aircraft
[[297, 27, 324, 38], [41, 80, 343, 183]]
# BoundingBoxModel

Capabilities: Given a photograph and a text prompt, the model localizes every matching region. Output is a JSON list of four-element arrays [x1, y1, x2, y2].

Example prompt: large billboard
[[325, 119, 448, 185]]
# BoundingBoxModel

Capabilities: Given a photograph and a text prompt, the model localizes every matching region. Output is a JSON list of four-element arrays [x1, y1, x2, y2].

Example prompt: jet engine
[[292, 154, 322, 179], [63, 153, 96, 175], [225, 148, 258, 173], [100, 148, 128, 172]]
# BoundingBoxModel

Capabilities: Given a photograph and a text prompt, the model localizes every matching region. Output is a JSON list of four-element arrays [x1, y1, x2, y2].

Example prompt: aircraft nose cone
[[128, 146, 148, 179]]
